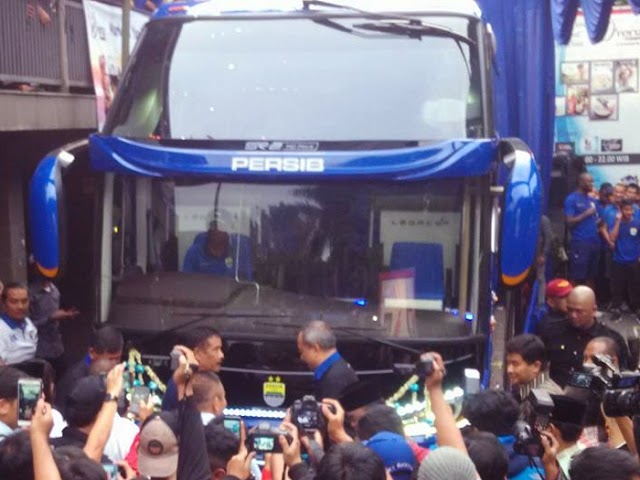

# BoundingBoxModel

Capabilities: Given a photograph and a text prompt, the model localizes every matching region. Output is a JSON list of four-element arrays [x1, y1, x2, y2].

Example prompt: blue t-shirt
[[134, 0, 162, 9], [498, 435, 543, 480], [564, 192, 599, 242], [603, 204, 640, 225], [182, 232, 253, 278], [607, 215, 640, 263]]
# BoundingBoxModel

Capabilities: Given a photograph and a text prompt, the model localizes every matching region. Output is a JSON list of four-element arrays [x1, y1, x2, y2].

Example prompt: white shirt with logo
[[0, 317, 38, 364]]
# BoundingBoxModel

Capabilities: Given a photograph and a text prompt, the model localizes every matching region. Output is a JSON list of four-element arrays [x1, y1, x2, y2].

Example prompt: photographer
[[538, 395, 587, 479], [577, 337, 637, 454], [462, 390, 541, 479]]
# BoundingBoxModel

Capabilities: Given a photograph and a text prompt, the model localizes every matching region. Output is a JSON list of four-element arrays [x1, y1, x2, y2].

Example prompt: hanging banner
[[83, 1, 148, 130], [555, 7, 640, 185]]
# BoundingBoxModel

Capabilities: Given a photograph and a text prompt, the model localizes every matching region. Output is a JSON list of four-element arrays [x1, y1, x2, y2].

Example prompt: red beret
[[546, 278, 573, 298]]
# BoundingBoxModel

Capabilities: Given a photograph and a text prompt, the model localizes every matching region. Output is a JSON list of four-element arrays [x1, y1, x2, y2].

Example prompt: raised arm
[[84, 362, 125, 462], [424, 352, 467, 453]]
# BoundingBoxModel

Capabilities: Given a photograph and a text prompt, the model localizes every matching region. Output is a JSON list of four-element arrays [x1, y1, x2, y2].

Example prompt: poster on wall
[[83, 1, 148, 130], [555, 7, 640, 186]]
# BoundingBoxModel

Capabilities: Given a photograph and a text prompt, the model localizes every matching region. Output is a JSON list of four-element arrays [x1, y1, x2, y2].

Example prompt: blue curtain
[[551, 0, 580, 44], [551, 0, 634, 44], [582, 0, 616, 43], [477, 0, 555, 209]]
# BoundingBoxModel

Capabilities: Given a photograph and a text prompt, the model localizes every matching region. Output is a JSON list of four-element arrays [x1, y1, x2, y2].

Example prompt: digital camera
[[392, 353, 435, 379], [246, 422, 292, 453], [290, 395, 336, 433]]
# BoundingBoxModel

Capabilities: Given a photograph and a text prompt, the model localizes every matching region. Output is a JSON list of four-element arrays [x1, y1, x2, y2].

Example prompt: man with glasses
[[538, 285, 630, 388]]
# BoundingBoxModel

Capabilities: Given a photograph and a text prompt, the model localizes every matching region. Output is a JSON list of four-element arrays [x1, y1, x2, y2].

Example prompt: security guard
[[538, 285, 629, 388]]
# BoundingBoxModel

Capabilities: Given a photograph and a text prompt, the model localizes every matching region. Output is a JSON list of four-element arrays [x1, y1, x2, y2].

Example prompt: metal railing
[[0, 0, 93, 89]]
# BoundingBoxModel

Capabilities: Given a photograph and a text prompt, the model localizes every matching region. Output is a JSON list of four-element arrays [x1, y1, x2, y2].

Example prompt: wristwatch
[[104, 393, 118, 403]]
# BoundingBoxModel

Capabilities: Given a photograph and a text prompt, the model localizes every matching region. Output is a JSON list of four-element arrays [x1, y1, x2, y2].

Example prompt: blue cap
[[364, 431, 415, 480]]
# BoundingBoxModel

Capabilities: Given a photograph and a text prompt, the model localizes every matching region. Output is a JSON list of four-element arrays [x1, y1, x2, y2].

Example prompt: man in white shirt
[[0, 283, 37, 365]]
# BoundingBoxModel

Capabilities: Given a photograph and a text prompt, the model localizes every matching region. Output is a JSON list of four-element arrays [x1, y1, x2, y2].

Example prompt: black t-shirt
[[55, 359, 90, 416], [50, 427, 111, 464], [538, 318, 630, 388]]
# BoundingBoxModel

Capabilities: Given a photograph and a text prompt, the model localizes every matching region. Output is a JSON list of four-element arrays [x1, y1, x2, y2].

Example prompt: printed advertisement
[[555, 8, 640, 186], [83, 1, 148, 129]]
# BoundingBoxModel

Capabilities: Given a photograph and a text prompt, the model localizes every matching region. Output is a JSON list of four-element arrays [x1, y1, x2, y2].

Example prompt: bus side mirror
[[29, 141, 85, 279], [498, 138, 542, 288]]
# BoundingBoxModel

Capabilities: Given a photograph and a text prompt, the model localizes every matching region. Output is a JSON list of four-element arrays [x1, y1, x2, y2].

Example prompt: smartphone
[[170, 349, 181, 370], [223, 416, 242, 438], [129, 385, 151, 416], [249, 434, 280, 453], [102, 464, 118, 480], [18, 378, 43, 427]]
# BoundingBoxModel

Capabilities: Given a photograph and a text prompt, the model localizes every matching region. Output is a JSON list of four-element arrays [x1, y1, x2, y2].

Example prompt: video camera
[[513, 389, 555, 457], [393, 353, 435, 379], [566, 353, 640, 417], [246, 422, 292, 453], [291, 395, 336, 433]]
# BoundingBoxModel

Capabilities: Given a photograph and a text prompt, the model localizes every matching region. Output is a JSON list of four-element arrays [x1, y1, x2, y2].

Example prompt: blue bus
[[29, 0, 540, 409]]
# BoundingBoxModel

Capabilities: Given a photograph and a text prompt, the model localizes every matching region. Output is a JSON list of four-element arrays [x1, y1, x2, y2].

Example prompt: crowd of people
[[0, 282, 638, 479], [2, 169, 640, 479], [563, 173, 640, 318]]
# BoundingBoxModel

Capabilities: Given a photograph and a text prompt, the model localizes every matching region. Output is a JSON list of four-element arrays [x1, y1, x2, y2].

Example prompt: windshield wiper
[[303, 0, 473, 43], [351, 20, 474, 76], [352, 20, 474, 45], [302, 0, 473, 75]]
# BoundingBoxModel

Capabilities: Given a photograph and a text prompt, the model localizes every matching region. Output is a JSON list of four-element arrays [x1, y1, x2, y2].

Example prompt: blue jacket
[[498, 435, 544, 480]]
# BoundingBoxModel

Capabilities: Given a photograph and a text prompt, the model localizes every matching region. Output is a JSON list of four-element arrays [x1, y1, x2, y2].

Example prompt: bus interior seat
[[389, 242, 445, 308], [188, 231, 254, 280]]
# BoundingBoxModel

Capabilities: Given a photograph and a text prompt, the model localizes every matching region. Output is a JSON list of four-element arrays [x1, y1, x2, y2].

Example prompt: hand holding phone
[[170, 349, 182, 370], [129, 386, 151, 416], [18, 378, 43, 427], [223, 416, 242, 438]]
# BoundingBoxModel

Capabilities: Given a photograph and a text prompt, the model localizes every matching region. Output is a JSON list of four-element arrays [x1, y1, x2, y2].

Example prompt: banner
[[83, 1, 148, 130], [555, 7, 640, 185]]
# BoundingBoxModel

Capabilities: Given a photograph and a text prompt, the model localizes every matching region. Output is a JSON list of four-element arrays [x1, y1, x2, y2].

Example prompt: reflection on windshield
[[118, 180, 466, 313], [107, 15, 482, 142]]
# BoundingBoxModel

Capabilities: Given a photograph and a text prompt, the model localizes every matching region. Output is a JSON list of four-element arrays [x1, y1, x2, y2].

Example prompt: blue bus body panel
[[89, 135, 498, 181], [500, 152, 542, 286], [29, 154, 60, 278]]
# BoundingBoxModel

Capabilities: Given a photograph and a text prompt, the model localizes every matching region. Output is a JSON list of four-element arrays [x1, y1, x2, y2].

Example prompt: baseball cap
[[418, 446, 478, 480], [339, 380, 383, 412], [546, 278, 573, 298], [138, 414, 179, 478], [364, 431, 415, 480]]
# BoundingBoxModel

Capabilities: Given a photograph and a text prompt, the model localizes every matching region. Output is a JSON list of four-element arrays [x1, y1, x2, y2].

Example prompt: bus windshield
[[111, 177, 474, 339], [107, 14, 483, 143]]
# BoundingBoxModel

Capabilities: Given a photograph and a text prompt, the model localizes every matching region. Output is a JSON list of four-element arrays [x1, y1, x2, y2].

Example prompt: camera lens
[[603, 390, 640, 417]]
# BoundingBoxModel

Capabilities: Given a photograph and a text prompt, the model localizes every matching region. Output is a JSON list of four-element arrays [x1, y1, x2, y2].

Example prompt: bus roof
[[155, 0, 482, 20]]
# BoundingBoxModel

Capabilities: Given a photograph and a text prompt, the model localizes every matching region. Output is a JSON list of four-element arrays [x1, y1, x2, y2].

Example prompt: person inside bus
[[183, 221, 235, 277], [183, 218, 255, 280]]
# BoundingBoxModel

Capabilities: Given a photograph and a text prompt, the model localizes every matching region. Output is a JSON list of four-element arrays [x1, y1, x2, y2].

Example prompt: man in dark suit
[[297, 320, 358, 400]]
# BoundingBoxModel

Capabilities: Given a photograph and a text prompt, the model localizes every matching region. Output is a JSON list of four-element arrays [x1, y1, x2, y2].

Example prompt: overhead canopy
[[551, 0, 640, 44]]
